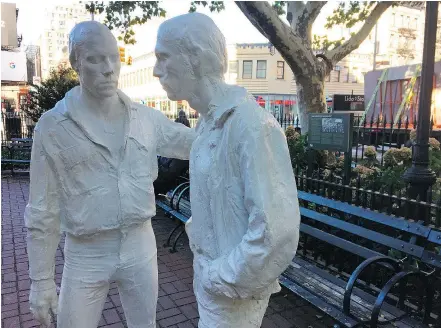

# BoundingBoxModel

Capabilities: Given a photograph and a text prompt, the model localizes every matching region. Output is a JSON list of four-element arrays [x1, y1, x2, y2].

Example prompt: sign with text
[[308, 113, 354, 152], [333, 94, 364, 111]]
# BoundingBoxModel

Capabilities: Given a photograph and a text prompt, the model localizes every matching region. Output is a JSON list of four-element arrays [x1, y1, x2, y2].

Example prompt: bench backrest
[[299, 191, 440, 268]]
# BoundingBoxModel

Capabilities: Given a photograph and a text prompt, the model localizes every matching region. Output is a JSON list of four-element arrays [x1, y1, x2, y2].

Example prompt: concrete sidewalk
[[1, 177, 336, 328]]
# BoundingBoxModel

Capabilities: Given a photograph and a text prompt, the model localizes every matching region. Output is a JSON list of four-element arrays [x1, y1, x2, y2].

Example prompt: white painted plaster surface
[[155, 13, 301, 327], [25, 21, 195, 327]]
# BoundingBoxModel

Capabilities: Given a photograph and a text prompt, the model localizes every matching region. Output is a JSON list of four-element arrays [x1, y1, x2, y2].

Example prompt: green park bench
[[1, 138, 33, 175], [156, 182, 441, 328]]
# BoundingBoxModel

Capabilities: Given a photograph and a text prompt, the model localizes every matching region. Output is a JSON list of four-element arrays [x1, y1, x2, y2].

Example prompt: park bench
[[156, 183, 441, 327], [279, 191, 440, 327], [1, 138, 33, 175], [156, 181, 191, 252]]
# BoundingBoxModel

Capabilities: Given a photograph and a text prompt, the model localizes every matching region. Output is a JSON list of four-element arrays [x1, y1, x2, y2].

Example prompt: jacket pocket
[[55, 146, 103, 196], [58, 145, 96, 170]]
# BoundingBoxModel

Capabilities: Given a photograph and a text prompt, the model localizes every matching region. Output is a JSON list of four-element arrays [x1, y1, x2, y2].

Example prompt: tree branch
[[286, 1, 326, 43], [326, 2, 393, 64], [305, 1, 327, 25], [235, 1, 317, 77]]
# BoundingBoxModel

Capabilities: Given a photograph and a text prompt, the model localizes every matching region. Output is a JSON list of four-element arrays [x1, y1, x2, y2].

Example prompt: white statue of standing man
[[25, 21, 195, 328], [154, 13, 301, 328]]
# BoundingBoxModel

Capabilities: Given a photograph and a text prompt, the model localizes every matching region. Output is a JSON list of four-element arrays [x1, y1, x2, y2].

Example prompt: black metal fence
[[275, 114, 441, 228], [1, 111, 35, 145], [275, 113, 441, 166]]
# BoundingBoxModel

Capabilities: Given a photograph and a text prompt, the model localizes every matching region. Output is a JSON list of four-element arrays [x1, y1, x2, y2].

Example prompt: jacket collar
[[206, 85, 251, 129], [63, 86, 135, 149]]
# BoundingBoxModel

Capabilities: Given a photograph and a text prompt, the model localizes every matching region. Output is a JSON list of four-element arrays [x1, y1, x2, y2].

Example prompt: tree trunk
[[296, 76, 327, 134]]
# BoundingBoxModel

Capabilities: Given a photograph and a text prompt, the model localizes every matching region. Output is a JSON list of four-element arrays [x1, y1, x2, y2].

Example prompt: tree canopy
[[21, 64, 79, 122]]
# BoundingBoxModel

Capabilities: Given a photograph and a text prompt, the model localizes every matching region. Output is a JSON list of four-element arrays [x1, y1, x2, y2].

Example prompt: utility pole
[[403, 1, 439, 202]]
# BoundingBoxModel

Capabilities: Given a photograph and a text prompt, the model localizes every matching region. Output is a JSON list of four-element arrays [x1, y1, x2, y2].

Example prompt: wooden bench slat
[[286, 262, 426, 327], [1, 159, 31, 163], [427, 230, 441, 245], [290, 258, 426, 327], [301, 208, 425, 258], [300, 223, 383, 259], [278, 275, 359, 328], [284, 265, 382, 323], [298, 191, 430, 237]]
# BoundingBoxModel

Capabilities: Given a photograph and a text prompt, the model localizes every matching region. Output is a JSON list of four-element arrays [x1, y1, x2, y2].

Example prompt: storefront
[[253, 94, 298, 119]]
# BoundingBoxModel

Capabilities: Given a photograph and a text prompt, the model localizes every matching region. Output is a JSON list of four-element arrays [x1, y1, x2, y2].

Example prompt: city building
[[37, 2, 90, 79], [25, 45, 42, 85], [119, 43, 368, 119], [312, 4, 428, 71], [1, 3, 28, 113]]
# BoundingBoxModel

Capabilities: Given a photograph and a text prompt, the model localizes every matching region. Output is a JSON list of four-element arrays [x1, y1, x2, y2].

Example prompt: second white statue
[[154, 13, 301, 328]]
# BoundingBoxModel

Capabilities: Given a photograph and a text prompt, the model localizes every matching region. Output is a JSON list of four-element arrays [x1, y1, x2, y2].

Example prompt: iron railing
[[1, 111, 35, 145]]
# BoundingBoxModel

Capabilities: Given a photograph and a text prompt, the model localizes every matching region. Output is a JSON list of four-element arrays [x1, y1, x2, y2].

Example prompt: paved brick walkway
[[2, 177, 337, 328]]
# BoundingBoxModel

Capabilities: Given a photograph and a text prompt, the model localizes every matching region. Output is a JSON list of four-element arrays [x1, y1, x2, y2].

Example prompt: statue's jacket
[[187, 85, 301, 301], [24, 86, 195, 282]]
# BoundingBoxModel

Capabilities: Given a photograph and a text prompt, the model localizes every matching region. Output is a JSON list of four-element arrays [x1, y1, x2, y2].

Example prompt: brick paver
[[1, 177, 337, 328]]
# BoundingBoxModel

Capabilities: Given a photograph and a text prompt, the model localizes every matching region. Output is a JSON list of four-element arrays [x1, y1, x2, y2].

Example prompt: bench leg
[[164, 222, 183, 248], [170, 227, 186, 253]]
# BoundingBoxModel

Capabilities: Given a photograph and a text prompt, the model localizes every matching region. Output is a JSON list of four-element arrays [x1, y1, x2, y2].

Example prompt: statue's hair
[[68, 21, 115, 70], [158, 13, 228, 80]]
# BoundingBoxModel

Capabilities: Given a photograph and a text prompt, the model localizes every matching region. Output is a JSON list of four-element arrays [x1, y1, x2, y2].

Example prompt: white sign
[[1, 51, 27, 82]]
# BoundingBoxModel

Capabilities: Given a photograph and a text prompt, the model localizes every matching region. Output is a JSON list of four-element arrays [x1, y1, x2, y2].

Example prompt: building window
[[228, 60, 238, 80], [392, 13, 396, 26], [242, 60, 252, 79], [277, 61, 285, 79], [256, 60, 267, 79]]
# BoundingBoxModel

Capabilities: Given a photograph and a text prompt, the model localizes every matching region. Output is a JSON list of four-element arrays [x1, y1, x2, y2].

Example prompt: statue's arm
[[153, 110, 196, 160], [201, 119, 301, 299], [25, 125, 61, 288]]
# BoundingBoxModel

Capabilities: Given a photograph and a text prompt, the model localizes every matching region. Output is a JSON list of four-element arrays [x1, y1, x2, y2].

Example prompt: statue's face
[[77, 31, 121, 99], [153, 36, 196, 102]]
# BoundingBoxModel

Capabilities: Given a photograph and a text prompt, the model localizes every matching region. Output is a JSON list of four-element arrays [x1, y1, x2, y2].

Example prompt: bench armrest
[[370, 270, 432, 328], [343, 256, 400, 315]]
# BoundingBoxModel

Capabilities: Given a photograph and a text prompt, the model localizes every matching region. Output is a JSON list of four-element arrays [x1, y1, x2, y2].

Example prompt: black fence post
[[343, 151, 352, 202]]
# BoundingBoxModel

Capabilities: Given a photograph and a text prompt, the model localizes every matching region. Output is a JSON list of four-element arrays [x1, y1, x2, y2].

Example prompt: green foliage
[[285, 126, 308, 169], [272, 1, 286, 16], [312, 35, 346, 52], [284, 129, 441, 203], [312, 1, 379, 52], [86, 1, 166, 44], [325, 1, 376, 29], [189, 1, 225, 13], [21, 65, 79, 123]]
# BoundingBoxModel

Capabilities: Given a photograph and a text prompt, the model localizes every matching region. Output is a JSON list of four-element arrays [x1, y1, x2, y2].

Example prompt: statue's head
[[153, 13, 228, 101], [69, 21, 121, 99]]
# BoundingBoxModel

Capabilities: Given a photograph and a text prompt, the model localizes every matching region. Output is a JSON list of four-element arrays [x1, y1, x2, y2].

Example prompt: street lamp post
[[403, 1, 439, 201]]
